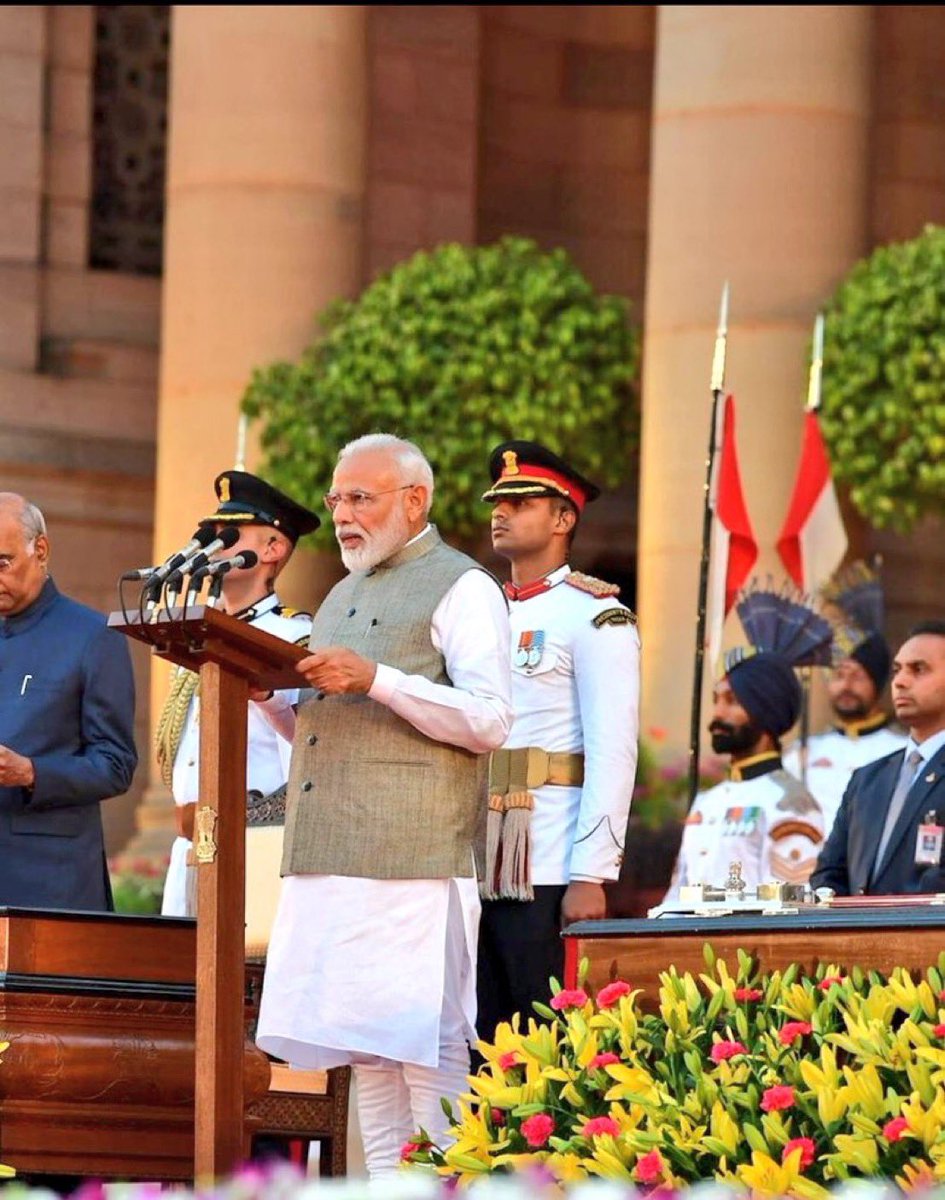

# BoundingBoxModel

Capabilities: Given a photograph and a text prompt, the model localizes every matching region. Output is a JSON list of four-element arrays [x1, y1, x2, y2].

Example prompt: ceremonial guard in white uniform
[[665, 583, 832, 899], [158, 470, 318, 917], [784, 560, 906, 834], [477, 441, 640, 1045]]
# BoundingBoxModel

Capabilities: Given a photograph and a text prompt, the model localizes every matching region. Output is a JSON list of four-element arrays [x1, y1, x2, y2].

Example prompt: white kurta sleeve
[[568, 613, 641, 881], [253, 688, 297, 749], [367, 569, 512, 753]]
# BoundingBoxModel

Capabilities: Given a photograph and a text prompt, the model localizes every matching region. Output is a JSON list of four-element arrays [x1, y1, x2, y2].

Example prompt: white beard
[[337, 505, 412, 572]]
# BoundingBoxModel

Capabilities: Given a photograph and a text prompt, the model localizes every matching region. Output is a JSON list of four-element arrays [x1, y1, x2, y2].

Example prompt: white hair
[[336, 433, 435, 516], [0, 493, 46, 553]]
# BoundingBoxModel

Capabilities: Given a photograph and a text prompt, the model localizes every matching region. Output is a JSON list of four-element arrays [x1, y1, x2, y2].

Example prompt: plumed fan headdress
[[720, 580, 835, 736], [819, 558, 891, 690]]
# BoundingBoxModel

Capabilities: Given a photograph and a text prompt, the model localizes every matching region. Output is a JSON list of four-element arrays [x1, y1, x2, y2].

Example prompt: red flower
[[635, 1149, 665, 1184], [934, 1024, 945, 1038], [400, 1139, 429, 1160], [883, 1116, 909, 1142], [588, 1052, 621, 1071], [497, 1051, 519, 1071], [818, 976, 844, 991], [782, 1137, 815, 1171], [582, 1116, 621, 1138], [734, 986, 762, 1002], [491, 1109, 506, 1127], [710, 1040, 748, 1063], [778, 1021, 813, 1045], [550, 988, 589, 1011], [520, 1112, 555, 1148], [761, 1085, 795, 1112], [939, 990, 945, 1002], [597, 981, 632, 1008]]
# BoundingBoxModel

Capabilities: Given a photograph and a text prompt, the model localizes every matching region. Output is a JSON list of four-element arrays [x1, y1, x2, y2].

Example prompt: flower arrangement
[[407, 949, 945, 1196]]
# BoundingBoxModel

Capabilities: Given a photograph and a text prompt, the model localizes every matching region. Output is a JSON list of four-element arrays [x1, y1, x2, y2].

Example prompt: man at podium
[[156, 470, 319, 916], [256, 434, 513, 1180], [0, 492, 137, 910]]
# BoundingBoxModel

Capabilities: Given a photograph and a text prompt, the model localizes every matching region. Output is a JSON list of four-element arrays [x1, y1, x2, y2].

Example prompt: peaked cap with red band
[[481, 440, 600, 513]]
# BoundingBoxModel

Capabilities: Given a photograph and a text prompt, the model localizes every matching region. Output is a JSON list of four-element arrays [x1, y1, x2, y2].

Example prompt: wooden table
[[563, 903, 945, 998]]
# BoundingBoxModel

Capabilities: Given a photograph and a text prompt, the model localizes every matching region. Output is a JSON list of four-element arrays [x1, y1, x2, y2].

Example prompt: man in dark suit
[[0, 492, 137, 910], [811, 620, 945, 896]]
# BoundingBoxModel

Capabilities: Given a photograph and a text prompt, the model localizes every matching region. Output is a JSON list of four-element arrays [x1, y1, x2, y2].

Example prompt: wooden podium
[[563, 904, 945, 999], [109, 605, 308, 1179]]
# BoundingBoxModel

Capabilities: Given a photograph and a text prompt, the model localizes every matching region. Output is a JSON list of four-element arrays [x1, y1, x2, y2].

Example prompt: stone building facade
[[3, 6, 945, 855]]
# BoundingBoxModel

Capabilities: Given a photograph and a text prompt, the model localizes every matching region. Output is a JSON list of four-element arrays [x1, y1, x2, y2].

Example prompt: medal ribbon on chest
[[515, 629, 545, 669]]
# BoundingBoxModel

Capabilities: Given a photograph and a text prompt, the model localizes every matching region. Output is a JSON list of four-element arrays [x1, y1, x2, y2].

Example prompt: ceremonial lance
[[687, 282, 729, 810], [797, 311, 825, 783]]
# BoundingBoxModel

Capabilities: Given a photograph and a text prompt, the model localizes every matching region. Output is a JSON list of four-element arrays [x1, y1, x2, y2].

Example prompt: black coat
[[810, 743, 945, 896]]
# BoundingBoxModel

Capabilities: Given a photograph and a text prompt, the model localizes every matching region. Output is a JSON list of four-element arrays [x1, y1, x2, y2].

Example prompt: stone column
[[637, 6, 873, 755], [138, 5, 367, 852]]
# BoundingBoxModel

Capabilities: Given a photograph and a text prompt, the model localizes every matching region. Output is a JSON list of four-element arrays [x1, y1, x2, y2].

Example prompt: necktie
[[873, 748, 924, 876]]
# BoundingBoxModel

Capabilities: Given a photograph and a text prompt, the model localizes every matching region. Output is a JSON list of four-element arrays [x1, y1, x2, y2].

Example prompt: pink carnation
[[818, 975, 844, 991], [734, 987, 763, 1002], [582, 1116, 621, 1138], [588, 1052, 621, 1071], [597, 980, 632, 1008], [782, 1137, 815, 1171], [520, 1112, 555, 1148], [491, 1109, 506, 1127], [498, 1051, 519, 1071], [761, 1084, 795, 1112], [635, 1149, 665, 1184], [934, 1024, 945, 1038], [883, 1116, 909, 1142], [778, 1021, 813, 1045], [710, 1039, 748, 1063], [550, 988, 589, 1011]]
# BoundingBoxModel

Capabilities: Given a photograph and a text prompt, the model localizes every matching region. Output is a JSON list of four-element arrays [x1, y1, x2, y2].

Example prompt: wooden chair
[[244, 956, 352, 1175]]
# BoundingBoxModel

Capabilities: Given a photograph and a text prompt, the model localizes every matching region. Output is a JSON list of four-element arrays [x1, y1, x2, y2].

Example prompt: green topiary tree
[[241, 237, 640, 545], [819, 223, 945, 533]]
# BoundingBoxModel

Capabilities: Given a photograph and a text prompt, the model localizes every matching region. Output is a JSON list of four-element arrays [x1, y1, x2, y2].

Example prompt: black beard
[[709, 720, 762, 756], [832, 694, 872, 721]]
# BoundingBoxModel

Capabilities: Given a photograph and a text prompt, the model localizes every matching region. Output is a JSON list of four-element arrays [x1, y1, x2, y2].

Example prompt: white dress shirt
[[256, 562, 512, 1070]]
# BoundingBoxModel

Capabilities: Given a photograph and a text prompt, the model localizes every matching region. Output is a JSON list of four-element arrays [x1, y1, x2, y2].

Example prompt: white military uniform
[[160, 592, 311, 917], [504, 564, 640, 884], [783, 717, 907, 837], [663, 754, 826, 899]]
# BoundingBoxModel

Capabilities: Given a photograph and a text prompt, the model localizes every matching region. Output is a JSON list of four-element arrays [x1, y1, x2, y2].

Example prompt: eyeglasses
[[323, 484, 418, 513]]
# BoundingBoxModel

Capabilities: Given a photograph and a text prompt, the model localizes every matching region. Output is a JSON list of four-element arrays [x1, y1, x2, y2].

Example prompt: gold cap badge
[[502, 450, 519, 476], [219, 476, 231, 503]]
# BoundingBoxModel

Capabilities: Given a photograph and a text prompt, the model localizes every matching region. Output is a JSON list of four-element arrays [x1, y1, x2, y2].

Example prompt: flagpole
[[687, 282, 729, 811], [798, 312, 824, 785]]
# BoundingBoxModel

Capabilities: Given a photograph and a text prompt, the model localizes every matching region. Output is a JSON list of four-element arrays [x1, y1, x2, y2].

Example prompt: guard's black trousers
[[476, 885, 568, 1048]]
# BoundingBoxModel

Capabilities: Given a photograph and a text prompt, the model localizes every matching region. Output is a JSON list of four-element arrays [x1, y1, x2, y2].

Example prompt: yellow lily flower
[[603, 1062, 660, 1104], [736, 1148, 805, 1196], [544, 1151, 590, 1181], [830, 1134, 880, 1173]]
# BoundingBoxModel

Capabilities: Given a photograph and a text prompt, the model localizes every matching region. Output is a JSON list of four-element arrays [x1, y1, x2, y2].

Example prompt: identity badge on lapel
[[915, 808, 944, 865]]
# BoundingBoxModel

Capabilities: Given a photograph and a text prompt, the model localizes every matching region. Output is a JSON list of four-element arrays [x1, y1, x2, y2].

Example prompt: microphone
[[164, 526, 240, 593], [190, 550, 259, 586], [121, 526, 216, 582]]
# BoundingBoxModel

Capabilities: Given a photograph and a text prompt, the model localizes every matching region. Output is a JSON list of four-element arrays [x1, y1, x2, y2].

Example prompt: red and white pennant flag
[[706, 394, 758, 667], [776, 409, 848, 593]]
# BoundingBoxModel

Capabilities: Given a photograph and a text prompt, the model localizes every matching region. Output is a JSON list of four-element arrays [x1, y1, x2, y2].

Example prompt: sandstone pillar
[[138, 5, 367, 851], [637, 6, 873, 756]]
